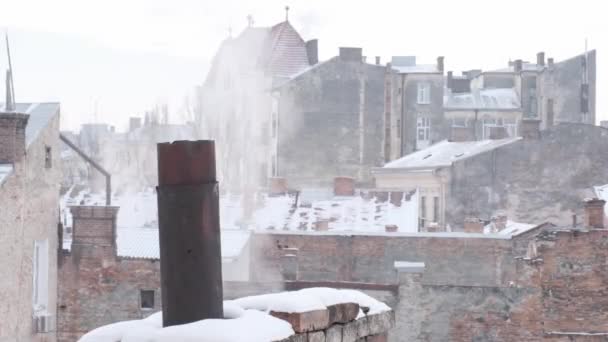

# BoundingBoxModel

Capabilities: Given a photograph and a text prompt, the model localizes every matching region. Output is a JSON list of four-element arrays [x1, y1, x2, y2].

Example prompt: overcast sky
[[0, 0, 605, 131]]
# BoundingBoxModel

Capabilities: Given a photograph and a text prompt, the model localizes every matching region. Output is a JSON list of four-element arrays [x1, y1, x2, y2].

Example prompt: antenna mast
[[5, 33, 15, 111]]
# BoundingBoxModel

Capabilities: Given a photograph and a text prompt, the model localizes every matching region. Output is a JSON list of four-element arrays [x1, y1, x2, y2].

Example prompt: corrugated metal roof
[[380, 138, 520, 171]]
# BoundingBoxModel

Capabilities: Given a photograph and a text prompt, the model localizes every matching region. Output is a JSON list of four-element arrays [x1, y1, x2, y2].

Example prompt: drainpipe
[[157, 140, 224, 327], [400, 74, 406, 156], [60, 133, 111, 205]]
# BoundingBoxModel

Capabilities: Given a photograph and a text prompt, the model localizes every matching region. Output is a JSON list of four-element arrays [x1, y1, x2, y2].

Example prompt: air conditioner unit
[[33, 314, 56, 333]]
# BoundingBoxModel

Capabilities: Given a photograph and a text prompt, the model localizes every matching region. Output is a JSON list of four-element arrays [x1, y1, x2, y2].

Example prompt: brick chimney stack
[[537, 52, 545, 66], [334, 176, 355, 196], [514, 59, 523, 73], [70, 206, 119, 258], [464, 217, 484, 233], [584, 198, 606, 229], [269, 177, 288, 196], [519, 119, 541, 139], [0, 112, 29, 164], [447, 71, 453, 89], [437, 56, 445, 73]]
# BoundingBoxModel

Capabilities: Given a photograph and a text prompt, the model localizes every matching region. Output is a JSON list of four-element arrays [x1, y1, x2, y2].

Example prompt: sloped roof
[[204, 21, 309, 86], [264, 21, 310, 77], [378, 138, 520, 171], [0, 102, 59, 186], [444, 88, 521, 110], [1, 102, 60, 147]]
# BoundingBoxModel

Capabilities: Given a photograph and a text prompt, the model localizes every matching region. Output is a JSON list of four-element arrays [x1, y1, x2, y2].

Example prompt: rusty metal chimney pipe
[[157, 140, 224, 327]]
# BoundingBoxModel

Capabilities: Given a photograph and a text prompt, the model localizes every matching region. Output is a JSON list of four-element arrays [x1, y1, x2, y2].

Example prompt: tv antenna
[[4, 33, 15, 111]]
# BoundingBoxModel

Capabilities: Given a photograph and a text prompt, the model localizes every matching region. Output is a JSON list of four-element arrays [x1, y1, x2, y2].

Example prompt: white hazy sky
[[0, 0, 605, 131]]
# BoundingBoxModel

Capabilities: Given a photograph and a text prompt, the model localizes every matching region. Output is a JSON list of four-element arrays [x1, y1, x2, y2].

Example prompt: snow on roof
[[392, 64, 439, 74], [394, 261, 426, 273], [0, 164, 12, 186], [265, 21, 310, 78], [115, 228, 250, 261], [60, 186, 420, 260], [78, 288, 390, 342], [444, 88, 521, 110], [489, 63, 545, 73], [1, 102, 60, 147], [379, 138, 520, 171], [483, 220, 537, 236], [594, 184, 608, 217], [252, 190, 419, 233]]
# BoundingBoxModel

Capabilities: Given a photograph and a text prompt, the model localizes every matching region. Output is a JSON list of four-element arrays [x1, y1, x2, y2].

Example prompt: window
[[396, 119, 401, 138], [140, 290, 155, 309], [416, 116, 431, 149], [547, 99, 554, 126], [482, 118, 517, 139], [417, 82, 431, 104], [45, 146, 52, 169], [420, 196, 427, 228], [33, 240, 49, 314], [433, 196, 439, 223], [451, 118, 468, 127]]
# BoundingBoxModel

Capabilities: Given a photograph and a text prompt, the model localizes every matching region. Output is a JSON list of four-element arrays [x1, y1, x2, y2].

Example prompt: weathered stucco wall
[[277, 58, 385, 186], [540, 51, 596, 126], [446, 123, 608, 227], [0, 112, 61, 342]]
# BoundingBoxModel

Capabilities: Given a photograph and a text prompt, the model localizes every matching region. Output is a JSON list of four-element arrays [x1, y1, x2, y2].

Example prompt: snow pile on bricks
[[78, 287, 394, 342]]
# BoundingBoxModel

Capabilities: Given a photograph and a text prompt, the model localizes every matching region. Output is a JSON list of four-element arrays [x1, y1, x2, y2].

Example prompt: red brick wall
[[536, 230, 608, 335], [58, 254, 161, 342]]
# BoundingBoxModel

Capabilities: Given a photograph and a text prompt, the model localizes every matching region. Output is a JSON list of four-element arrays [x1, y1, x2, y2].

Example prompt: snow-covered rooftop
[[60, 186, 420, 260], [484, 220, 537, 236], [378, 138, 520, 171], [392, 64, 440, 74], [444, 88, 521, 110], [489, 63, 545, 73], [61, 187, 420, 235], [117, 228, 250, 261], [78, 288, 391, 342]]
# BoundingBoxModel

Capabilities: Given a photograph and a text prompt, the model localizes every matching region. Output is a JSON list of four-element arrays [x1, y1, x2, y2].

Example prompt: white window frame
[[33, 239, 49, 314], [416, 116, 431, 148], [482, 118, 518, 139], [417, 82, 431, 104]]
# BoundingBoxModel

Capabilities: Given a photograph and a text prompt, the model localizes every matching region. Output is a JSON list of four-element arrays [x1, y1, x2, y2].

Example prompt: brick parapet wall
[[71, 206, 119, 249]]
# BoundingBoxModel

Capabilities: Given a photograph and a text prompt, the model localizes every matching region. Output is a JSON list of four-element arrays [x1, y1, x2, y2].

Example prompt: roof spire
[[247, 14, 254, 27], [4, 33, 15, 112], [285, 5, 290, 22]]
